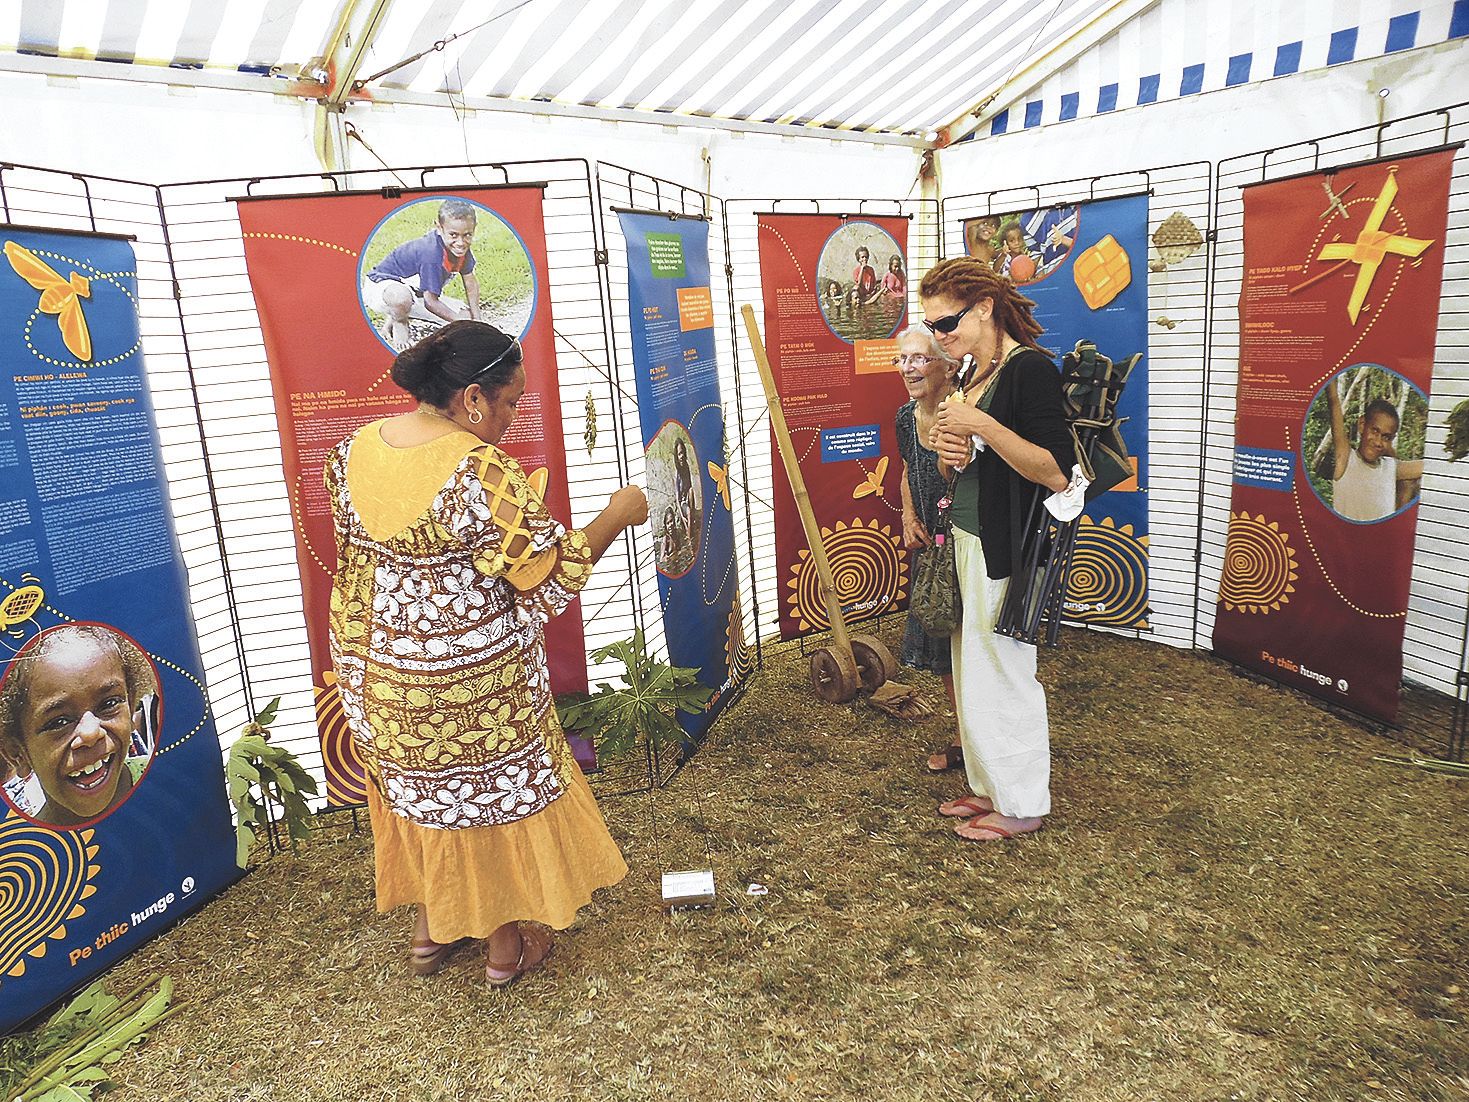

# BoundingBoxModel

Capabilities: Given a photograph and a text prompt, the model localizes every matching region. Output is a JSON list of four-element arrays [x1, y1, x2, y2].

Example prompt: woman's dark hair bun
[[389, 320, 521, 409]]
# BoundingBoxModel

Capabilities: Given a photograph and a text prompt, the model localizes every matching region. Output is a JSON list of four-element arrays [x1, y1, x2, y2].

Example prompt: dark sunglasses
[[922, 303, 974, 335], [467, 337, 523, 384]]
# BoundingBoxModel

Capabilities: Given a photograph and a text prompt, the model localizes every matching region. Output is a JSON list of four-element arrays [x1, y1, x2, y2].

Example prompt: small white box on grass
[[661, 869, 716, 911]]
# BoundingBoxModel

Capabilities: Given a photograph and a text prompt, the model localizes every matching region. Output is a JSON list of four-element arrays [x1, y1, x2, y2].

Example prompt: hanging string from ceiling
[[972, 0, 1069, 118], [351, 0, 540, 93]]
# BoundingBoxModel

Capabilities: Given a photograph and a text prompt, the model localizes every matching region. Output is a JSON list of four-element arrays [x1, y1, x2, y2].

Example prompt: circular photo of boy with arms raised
[[1302, 364, 1427, 523], [0, 623, 159, 828]]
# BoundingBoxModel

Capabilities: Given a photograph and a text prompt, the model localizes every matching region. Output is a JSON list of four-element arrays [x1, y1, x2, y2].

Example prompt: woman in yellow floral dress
[[325, 320, 647, 986]]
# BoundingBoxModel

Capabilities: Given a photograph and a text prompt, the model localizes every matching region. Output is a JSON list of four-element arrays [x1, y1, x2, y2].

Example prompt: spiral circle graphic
[[0, 822, 98, 985], [1219, 512, 1299, 614], [726, 599, 754, 685], [785, 519, 907, 632], [1064, 517, 1149, 627], [315, 680, 368, 806]]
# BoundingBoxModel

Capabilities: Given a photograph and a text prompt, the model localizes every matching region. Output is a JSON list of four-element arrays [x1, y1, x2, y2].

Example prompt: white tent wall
[[937, 42, 1469, 699]]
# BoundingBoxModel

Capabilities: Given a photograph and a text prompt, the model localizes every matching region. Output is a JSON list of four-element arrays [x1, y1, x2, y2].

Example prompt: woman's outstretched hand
[[586, 485, 649, 563], [609, 484, 649, 528]]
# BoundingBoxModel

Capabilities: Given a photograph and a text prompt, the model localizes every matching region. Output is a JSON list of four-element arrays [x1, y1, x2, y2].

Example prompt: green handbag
[[909, 480, 962, 637]]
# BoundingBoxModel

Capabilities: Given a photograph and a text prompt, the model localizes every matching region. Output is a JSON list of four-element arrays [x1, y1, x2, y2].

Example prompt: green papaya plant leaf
[[556, 632, 713, 760]]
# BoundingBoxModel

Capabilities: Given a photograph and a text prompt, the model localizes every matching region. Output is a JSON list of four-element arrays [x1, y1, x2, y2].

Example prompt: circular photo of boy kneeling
[[0, 623, 160, 829]]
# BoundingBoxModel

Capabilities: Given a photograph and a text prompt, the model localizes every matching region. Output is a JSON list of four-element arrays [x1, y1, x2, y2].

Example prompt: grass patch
[[94, 623, 1468, 1101]]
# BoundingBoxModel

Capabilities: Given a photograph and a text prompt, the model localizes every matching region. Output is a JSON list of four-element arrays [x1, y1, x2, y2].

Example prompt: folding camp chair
[[995, 339, 1142, 646]]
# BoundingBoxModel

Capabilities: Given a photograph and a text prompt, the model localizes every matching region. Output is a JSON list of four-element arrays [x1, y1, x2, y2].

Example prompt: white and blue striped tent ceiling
[[2, 0, 1465, 139]]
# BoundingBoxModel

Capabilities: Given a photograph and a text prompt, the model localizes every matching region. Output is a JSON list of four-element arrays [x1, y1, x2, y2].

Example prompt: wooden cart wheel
[[849, 634, 898, 692], [809, 647, 860, 703]]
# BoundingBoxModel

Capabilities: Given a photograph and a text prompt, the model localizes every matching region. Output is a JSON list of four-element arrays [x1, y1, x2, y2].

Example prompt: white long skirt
[[949, 527, 1052, 818]]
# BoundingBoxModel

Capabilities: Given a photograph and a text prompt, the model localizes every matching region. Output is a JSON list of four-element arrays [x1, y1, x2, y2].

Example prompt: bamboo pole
[[740, 304, 856, 662]]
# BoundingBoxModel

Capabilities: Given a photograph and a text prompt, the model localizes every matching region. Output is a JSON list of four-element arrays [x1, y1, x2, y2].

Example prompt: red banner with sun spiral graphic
[[756, 214, 913, 640], [235, 186, 586, 805], [1212, 149, 1454, 723]]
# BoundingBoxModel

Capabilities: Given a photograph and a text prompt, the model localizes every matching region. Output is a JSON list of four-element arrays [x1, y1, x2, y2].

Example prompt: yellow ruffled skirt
[[367, 767, 628, 943]]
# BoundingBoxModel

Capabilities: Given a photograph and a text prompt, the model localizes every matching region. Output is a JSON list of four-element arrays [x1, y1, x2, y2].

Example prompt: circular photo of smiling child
[[358, 195, 536, 354], [0, 623, 159, 829], [1302, 364, 1427, 523]]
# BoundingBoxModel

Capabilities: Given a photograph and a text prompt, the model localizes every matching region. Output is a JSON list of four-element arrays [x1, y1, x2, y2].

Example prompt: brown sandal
[[926, 744, 964, 773], [485, 923, 553, 988], [409, 937, 467, 977]]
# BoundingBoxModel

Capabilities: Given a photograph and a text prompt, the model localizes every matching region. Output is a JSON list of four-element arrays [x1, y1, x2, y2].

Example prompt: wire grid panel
[[941, 163, 1214, 651], [723, 198, 942, 650], [1207, 108, 1469, 698], [0, 165, 251, 751], [593, 165, 762, 681], [156, 159, 636, 798]]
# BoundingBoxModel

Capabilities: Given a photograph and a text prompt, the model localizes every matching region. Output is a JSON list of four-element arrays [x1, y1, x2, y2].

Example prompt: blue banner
[[617, 212, 747, 736], [0, 227, 239, 1030], [967, 196, 1151, 628]]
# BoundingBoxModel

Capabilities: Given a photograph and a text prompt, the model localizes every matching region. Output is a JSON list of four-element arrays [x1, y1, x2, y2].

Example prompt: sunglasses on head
[[922, 303, 974, 335], [467, 337, 523, 384]]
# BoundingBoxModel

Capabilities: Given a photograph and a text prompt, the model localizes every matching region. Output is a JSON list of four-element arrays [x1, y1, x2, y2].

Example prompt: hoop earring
[[468, 408, 484, 425]]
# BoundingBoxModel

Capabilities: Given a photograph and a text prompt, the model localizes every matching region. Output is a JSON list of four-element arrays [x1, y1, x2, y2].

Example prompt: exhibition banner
[[235, 186, 587, 804], [964, 196, 1151, 628], [756, 214, 912, 640], [616, 211, 749, 735], [1212, 150, 1453, 722], [0, 227, 239, 1031]]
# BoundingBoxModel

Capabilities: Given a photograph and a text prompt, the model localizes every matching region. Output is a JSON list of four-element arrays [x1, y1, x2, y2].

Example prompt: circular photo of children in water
[[646, 421, 703, 579], [816, 222, 907, 344], [358, 196, 536, 354], [1302, 363, 1427, 523], [0, 623, 160, 829]]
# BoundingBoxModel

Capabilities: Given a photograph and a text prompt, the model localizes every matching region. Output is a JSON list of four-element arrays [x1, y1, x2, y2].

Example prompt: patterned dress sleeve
[[441, 445, 593, 621], [322, 440, 352, 570]]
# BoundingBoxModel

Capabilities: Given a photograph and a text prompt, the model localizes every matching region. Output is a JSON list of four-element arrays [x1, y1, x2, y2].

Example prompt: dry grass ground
[[101, 623, 1467, 1101]]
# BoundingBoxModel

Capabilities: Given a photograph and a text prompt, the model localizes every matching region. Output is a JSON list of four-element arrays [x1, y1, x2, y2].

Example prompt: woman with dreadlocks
[[919, 258, 1073, 843]]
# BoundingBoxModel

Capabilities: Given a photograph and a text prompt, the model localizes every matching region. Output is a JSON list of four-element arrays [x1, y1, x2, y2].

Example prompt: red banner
[[236, 186, 586, 804], [1212, 149, 1453, 722], [757, 214, 911, 639]]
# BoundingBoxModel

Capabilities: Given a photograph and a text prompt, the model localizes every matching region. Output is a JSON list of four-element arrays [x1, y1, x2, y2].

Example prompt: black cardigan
[[957, 347, 1074, 579]]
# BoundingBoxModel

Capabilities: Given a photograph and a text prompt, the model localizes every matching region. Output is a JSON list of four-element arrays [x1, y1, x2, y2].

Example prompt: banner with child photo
[[1211, 149, 1454, 723], [236, 185, 587, 804], [964, 195, 1151, 630], [0, 227, 239, 1032], [617, 211, 748, 737], [755, 214, 912, 641]]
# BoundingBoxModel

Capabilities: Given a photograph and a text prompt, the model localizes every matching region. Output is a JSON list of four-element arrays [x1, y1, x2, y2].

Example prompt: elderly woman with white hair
[[892, 324, 963, 773]]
